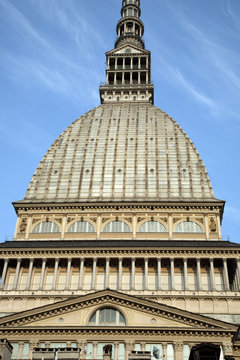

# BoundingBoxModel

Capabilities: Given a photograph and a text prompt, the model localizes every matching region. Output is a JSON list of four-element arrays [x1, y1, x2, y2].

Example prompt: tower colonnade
[[1, 255, 239, 293]]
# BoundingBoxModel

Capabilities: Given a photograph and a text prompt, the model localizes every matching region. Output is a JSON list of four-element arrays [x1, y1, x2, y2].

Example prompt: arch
[[103, 221, 131, 233], [138, 221, 167, 233], [68, 221, 95, 233], [175, 221, 203, 233], [32, 221, 60, 233], [88, 307, 126, 326]]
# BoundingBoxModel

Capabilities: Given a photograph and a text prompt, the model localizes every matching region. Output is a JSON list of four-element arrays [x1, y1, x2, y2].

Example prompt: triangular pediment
[[0, 290, 237, 332], [106, 44, 150, 56]]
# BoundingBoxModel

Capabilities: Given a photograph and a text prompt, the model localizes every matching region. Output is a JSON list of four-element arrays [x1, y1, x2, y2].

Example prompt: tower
[[0, 1, 240, 360]]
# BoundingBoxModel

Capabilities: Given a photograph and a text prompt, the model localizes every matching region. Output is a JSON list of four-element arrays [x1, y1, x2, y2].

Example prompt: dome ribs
[[24, 103, 216, 203]]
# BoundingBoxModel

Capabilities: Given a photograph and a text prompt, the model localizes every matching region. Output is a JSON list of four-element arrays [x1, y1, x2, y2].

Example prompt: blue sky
[[0, 0, 239, 243]]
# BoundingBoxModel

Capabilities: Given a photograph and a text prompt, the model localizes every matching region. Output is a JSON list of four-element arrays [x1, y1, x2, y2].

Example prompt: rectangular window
[[135, 266, 143, 290], [6, 270, 15, 290], [18, 270, 28, 290], [44, 270, 54, 290], [31, 270, 41, 290], [71, 270, 79, 290], [148, 266, 157, 290], [83, 268, 92, 290], [109, 266, 118, 290]]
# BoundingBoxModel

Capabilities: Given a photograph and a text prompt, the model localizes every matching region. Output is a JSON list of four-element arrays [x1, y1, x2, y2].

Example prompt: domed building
[[0, 1, 240, 360]]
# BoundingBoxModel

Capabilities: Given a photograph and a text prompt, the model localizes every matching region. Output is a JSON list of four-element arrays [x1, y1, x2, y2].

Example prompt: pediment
[[0, 290, 236, 332], [106, 45, 150, 55]]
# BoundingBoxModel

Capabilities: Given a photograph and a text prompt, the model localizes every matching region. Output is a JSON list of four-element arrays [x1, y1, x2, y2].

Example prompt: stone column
[[26, 258, 34, 290], [236, 258, 240, 291], [105, 258, 110, 288], [18, 342, 25, 360], [118, 258, 122, 290], [217, 215, 222, 240], [183, 258, 188, 291], [93, 342, 98, 359], [210, 258, 216, 291], [223, 258, 230, 291], [39, 258, 47, 290], [169, 214, 173, 240], [133, 215, 137, 240], [196, 258, 202, 291], [61, 215, 67, 240], [114, 342, 119, 360], [25, 217, 32, 240], [78, 257, 84, 290], [13, 217, 20, 239], [0, 258, 9, 290], [92, 258, 97, 290], [65, 258, 72, 290], [97, 216, 101, 240], [144, 258, 148, 290], [204, 214, 209, 239], [13, 258, 21, 290], [170, 258, 175, 290], [52, 258, 59, 290], [157, 258, 161, 290], [174, 342, 183, 360], [162, 343, 167, 359], [131, 258, 135, 290]]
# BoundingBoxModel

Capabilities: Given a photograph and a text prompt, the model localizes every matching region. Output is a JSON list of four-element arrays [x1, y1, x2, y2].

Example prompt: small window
[[32, 221, 60, 233], [175, 221, 203, 233], [103, 221, 130, 233], [138, 221, 167, 233], [89, 308, 126, 326], [68, 221, 95, 233]]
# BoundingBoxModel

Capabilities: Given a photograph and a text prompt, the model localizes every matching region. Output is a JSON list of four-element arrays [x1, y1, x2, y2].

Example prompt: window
[[89, 308, 126, 326], [68, 221, 95, 233], [138, 221, 167, 233], [32, 221, 60, 233], [175, 221, 203, 233], [103, 221, 130, 233]]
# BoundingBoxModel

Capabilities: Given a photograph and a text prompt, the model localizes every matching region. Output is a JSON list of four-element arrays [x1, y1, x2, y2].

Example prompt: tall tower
[[0, 1, 240, 360], [100, 0, 154, 104]]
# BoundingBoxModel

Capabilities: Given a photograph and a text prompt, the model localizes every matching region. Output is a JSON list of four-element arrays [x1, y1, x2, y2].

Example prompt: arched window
[[138, 221, 167, 233], [68, 221, 95, 233], [103, 221, 130, 233], [32, 221, 60, 233], [175, 221, 203, 233], [89, 308, 126, 326]]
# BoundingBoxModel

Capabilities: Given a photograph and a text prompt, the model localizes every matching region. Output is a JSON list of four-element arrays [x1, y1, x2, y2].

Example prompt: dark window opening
[[116, 73, 122, 85], [140, 72, 146, 84], [109, 58, 115, 70], [133, 57, 138, 69], [108, 73, 114, 85], [124, 72, 130, 84], [141, 57, 146, 69], [117, 58, 123, 69], [125, 58, 131, 69], [132, 72, 138, 84]]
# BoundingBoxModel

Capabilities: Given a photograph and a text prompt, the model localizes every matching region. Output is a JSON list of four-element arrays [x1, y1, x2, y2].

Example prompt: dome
[[24, 103, 215, 203]]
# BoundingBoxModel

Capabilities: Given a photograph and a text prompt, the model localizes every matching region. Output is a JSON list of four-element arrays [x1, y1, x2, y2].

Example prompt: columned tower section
[[100, 0, 154, 104]]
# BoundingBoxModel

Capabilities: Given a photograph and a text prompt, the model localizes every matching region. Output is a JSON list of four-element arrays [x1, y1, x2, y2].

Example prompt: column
[[162, 343, 167, 359], [174, 342, 183, 360], [105, 258, 110, 288], [114, 343, 119, 360], [144, 258, 148, 290], [210, 258, 216, 291], [169, 214, 173, 240], [78, 257, 84, 290], [18, 342, 25, 360], [204, 214, 209, 239], [0, 258, 9, 290], [157, 258, 161, 290], [131, 258, 135, 290], [92, 258, 97, 290], [170, 258, 175, 290], [25, 217, 32, 240], [13, 217, 20, 239], [65, 258, 72, 290], [118, 258, 122, 290], [26, 258, 34, 290], [237, 259, 240, 291], [61, 215, 67, 240], [52, 258, 59, 290], [223, 258, 230, 291], [133, 215, 137, 240], [13, 259, 21, 290], [183, 258, 188, 291], [39, 258, 47, 290], [97, 216, 101, 240], [93, 342, 98, 359], [217, 215, 222, 240], [196, 258, 202, 291]]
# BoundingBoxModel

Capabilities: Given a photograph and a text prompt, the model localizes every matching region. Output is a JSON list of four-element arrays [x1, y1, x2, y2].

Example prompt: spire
[[115, 0, 144, 49], [99, 0, 154, 104]]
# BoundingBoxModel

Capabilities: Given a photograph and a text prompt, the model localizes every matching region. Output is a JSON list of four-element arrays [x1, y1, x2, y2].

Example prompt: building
[[0, 0, 240, 359]]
